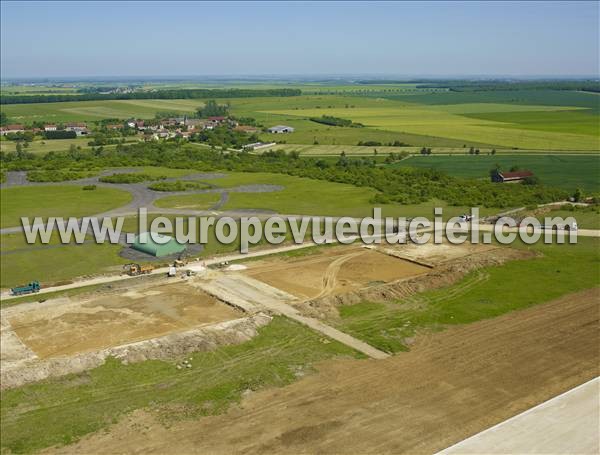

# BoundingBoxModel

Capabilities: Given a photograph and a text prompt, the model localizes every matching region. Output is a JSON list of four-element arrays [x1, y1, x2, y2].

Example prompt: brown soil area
[[9, 283, 239, 358], [55, 288, 600, 455], [244, 246, 429, 299]]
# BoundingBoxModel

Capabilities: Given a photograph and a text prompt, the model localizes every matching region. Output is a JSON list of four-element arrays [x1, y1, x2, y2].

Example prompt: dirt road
[[54, 287, 599, 455]]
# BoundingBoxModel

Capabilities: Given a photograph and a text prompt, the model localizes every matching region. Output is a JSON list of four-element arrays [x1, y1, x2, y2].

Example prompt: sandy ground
[[53, 287, 600, 455], [3, 282, 239, 359], [243, 246, 430, 299]]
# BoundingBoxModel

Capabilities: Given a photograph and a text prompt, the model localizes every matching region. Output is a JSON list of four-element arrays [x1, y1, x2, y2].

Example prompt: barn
[[491, 170, 534, 183], [268, 125, 295, 133], [131, 232, 186, 257]]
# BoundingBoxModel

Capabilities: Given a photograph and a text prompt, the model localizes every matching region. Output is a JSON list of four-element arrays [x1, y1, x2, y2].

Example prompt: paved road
[[0, 241, 323, 301], [439, 377, 600, 454], [0, 170, 283, 234]]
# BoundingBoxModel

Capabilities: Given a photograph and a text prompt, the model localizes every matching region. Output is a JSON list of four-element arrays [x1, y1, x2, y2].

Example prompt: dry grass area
[[242, 246, 430, 299], [3, 282, 239, 359], [53, 288, 599, 454]]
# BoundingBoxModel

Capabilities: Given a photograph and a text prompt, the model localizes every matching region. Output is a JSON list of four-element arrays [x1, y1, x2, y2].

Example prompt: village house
[[0, 124, 25, 136], [44, 124, 57, 132], [65, 122, 89, 136]]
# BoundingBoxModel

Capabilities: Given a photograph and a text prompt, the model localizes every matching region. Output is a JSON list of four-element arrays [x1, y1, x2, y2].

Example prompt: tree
[[491, 149, 496, 155], [573, 188, 584, 202], [196, 100, 228, 118], [523, 175, 540, 185], [475, 149, 480, 155], [0, 112, 9, 126], [469, 146, 475, 155]]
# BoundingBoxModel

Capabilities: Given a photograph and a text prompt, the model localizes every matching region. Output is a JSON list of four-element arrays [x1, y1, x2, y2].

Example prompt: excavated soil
[[52, 288, 600, 455], [297, 244, 535, 320], [243, 246, 430, 300], [4, 283, 240, 359]]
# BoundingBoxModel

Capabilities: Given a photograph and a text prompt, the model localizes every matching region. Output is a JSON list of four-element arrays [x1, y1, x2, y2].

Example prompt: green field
[[0, 232, 127, 288], [0, 137, 96, 154], [264, 102, 598, 150], [3, 90, 598, 150], [211, 172, 498, 218], [154, 192, 222, 210], [391, 154, 600, 192], [0, 185, 132, 228], [337, 237, 600, 353]]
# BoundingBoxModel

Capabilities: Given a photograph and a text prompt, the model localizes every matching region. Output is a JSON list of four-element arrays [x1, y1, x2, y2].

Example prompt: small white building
[[268, 125, 294, 134], [44, 124, 57, 132]]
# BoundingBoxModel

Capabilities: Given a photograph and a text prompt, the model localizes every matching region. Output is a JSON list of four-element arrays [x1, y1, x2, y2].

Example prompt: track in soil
[[53, 287, 600, 455]]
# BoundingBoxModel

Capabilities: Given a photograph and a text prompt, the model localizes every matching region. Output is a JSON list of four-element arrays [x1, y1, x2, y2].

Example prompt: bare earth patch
[[51, 287, 599, 455]]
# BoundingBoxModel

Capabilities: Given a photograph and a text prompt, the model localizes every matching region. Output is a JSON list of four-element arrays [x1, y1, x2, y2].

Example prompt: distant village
[[0, 108, 296, 151]]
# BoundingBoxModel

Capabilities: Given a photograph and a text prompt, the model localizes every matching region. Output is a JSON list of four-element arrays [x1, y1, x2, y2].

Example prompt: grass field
[[0, 316, 360, 454], [0, 185, 132, 228], [0, 137, 96, 154], [212, 172, 499, 218], [153, 192, 222, 210], [337, 237, 600, 353], [390, 154, 600, 192], [534, 206, 600, 229], [0, 232, 127, 288]]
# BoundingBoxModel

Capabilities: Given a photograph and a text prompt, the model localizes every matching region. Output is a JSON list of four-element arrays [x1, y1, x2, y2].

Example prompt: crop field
[[1, 99, 203, 123], [263, 102, 598, 150], [391, 154, 600, 192], [4, 90, 598, 150]]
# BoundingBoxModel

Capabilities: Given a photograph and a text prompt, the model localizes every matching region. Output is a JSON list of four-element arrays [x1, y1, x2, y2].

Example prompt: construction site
[[1, 240, 525, 388]]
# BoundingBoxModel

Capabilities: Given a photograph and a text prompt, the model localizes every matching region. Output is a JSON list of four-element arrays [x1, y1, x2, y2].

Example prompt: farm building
[[131, 232, 186, 257], [268, 125, 294, 133], [0, 124, 25, 135], [491, 170, 534, 183]]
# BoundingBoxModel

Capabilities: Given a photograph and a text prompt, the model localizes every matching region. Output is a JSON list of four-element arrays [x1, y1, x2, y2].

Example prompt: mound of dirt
[[297, 247, 537, 321], [1, 313, 272, 390]]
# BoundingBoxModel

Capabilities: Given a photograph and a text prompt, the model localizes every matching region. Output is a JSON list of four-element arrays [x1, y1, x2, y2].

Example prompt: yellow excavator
[[123, 263, 154, 276]]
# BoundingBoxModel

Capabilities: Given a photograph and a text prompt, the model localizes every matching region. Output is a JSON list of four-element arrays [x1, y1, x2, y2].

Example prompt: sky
[[1, 1, 598, 79]]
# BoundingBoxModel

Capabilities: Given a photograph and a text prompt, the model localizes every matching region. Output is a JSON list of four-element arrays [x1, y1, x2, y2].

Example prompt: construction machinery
[[123, 263, 154, 276], [173, 252, 189, 268], [11, 281, 41, 296]]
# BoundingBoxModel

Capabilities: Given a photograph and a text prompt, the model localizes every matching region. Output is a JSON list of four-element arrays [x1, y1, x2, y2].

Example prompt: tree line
[[1, 88, 302, 105], [0, 141, 575, 209]]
